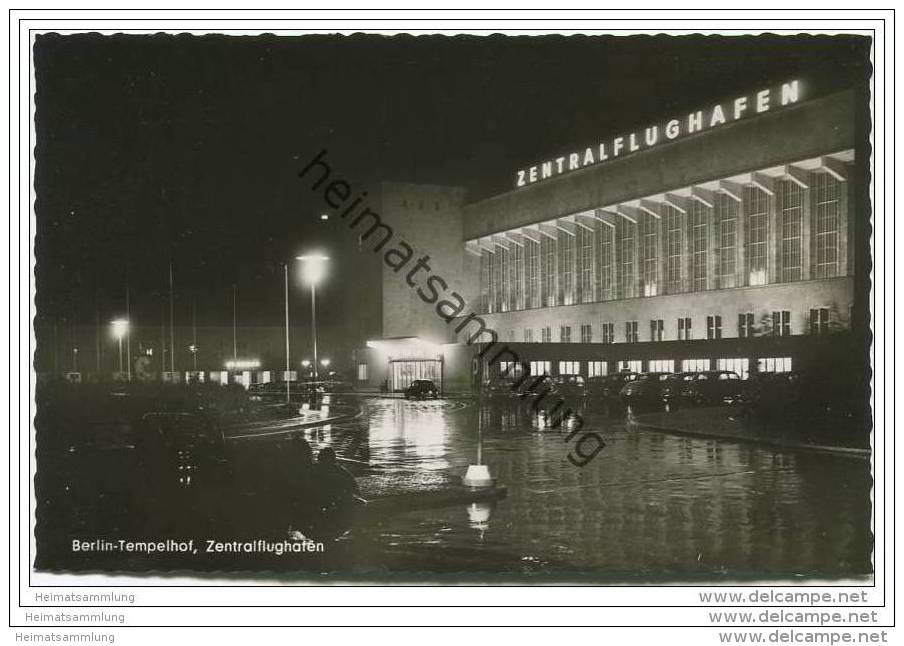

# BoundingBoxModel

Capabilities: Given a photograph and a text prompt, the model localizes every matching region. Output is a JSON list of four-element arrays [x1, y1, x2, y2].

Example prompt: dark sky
[[34, 32, 871, 331]]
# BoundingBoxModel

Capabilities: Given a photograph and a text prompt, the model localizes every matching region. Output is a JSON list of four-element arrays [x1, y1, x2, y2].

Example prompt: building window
[[499, 246, 511, 312], [601, 322, 615, 344], [479, 250, 491, 313], [559, 230, 576, 305], [691, 199, 710, 291], [665, 204, 684, 293], [758, 357, 792, 373], [641, 212, 659, 296], [717, 358, 750, 380], [580, 324, 593, 344], [625, 321, 639, 343], [682, 358, 711, 372], [541, 326, 552, 343], [779, 180, 804, 282], [491, 247, 504, 313], [578, 225, 595, 303], [648, 359, 675, 373], [706, 315, 722, 340], [511, 241, 524, 311], [745, 185, 769, 286], [814, 173, 840, 279], [499, 361, 524, 378], [617, 216, 636, 299], [588, 361, 608, 377], [523, 328, 534, 343], [357, 363, 368, 381], [715, 192, 738, 289], [529, 360, 551, 376], [650, 319, 664, 342], [738, 312, 755, 338], [772, 310, 791, 336], [560, 325, 572, 343], [598, 223, 614, 301], [810, 307, 830, 334], [526, 238, 541, 309], [677, 317, 692, 341], [542, 235, 557, 307], [559, 361, 580, 375], [618, 360, 642, 373]]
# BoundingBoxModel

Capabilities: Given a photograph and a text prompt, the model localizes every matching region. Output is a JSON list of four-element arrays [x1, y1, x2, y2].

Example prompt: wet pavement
[[299, 396, 873, 581]]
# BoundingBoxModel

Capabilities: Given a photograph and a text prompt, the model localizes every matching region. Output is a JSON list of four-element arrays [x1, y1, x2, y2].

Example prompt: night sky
[[34, 32, 871, 333]]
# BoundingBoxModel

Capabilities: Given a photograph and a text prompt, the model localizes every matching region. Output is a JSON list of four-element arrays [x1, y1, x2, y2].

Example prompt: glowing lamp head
[[301, 359, 311, 368], [320, 358, 331, 367], [110, 319, 129, 340], [296, 254, 329, 285]]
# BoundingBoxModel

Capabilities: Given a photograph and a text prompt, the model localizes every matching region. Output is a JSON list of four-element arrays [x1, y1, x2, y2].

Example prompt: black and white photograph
[[29, 27, 875, 587]]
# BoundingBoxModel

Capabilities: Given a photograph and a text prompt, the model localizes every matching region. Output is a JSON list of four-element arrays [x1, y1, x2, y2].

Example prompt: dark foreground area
[[33, 382, 873, 581]]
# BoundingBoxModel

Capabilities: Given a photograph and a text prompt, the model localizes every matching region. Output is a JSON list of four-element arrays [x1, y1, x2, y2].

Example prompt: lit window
[[648, 359, 675, 373], [617, 217, 636, 299], [745, 186, 769, 286], [665, 204, 684, 293], [814, 173, 841, 279], [601, 322, 615, 344], [779, 180, 804, 282], [357, 364, 368, 381], [758, 357, 792, 373], [641, 212, 659, 296], [559, 361, 580, 375], [560, 325, 572, 343], [717, 357, 749, 379], [691, 199, 710, 291], [706, 315, 722, 340], [542, 235, 558, 307], [479, 250, 491, 313], [580, 324, 593, 344], [618, 360, 642, 373], [809, 307, 830, 334], [588, 361, 608, 377], [526, 238, 541, 309], [682, 358, 711, 372], [625, 321, 639, 343], [677, 317, 692, 341], [738, 312, 755, 338], [499, 361, 524, 378], [650, 319, 664, 342], [597, 221, 614, 301], [511, 241, 524, 311], [529, 360, 551, 376], [499, 246, 510, 312], [771, 310, 791, 336], [558, 229, 576, 305], [578, 226, 595, 303], [715, 192, 738, 288]]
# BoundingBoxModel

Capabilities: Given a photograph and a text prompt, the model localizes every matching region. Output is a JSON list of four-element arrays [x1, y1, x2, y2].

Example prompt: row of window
[[478, 173, 846, 314], [502, 357, 793, 381], [515, 308, 834, 344]]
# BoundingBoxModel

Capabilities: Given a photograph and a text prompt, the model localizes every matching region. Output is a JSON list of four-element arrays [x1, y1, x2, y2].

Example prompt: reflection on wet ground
[[316, 397, 872, 581]]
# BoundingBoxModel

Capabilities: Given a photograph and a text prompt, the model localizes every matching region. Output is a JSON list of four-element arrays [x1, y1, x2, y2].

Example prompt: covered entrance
[[390, 359, 443, 393]]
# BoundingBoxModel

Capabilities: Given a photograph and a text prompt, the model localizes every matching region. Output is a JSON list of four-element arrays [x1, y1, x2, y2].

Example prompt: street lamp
[[189, 344, 198, 371], [72, 347, 78, 373], [110, 319, 129, 378], [320, 358, 331, 368], [296, 254, 329, 380]]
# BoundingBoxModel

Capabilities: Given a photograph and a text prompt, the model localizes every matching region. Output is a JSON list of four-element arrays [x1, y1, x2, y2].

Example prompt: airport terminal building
[[355, 80, 867, 393]]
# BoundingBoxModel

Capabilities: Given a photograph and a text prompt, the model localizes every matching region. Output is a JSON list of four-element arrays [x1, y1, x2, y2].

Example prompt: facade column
[[735, 189, 747, 288], [801, 174, 813, 282]]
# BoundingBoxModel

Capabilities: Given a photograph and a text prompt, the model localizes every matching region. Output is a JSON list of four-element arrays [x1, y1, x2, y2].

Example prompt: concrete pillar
[[735, 191, 747, 287], [801, 175, 813, 282], [767, 181, 780, 285], [839, 174, 851, 277]]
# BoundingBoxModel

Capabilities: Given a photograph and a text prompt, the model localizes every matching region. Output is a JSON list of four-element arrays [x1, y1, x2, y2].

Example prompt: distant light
[[320, 214, 329, 221], [188, 344, 198, 353], [320, 358, 331, 367], [301, 359, 311, 368], [225, 359, 260, 370], [110, 319, 129, 340]]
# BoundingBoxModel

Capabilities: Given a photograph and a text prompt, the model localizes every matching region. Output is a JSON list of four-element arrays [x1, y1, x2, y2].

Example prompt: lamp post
[[72, 347, 78, 373], [296, 255, 329, 380], [111, 319, 129, 378]]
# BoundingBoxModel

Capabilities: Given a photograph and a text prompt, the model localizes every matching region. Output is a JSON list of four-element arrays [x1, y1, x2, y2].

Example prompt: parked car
[[404, 379, 440, 399], [482, 377, 520, 398], [551, 375, 586, 400], [587, 372, 638, 400], [662, 370, 743, 409], [619, 372, 673, 411]]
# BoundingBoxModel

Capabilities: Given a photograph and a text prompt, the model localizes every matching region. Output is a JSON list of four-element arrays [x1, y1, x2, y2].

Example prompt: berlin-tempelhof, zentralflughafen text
[[514, 79, 802, 188]]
